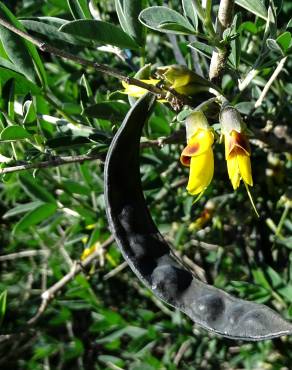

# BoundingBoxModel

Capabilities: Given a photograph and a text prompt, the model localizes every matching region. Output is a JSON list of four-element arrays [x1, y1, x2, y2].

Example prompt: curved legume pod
[[104, 92, 292, 341]]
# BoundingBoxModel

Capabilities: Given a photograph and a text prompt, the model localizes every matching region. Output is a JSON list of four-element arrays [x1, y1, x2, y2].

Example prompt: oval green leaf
[[0, 125, 31, 141], [235, 0, 268, 20], [67, 0, 93, 20], [139, 6, 195, 35], [0, 2, 47, 86], [115, 0, 147, 46], [59, 20, 139, 50], [13, 203, 57, 234]]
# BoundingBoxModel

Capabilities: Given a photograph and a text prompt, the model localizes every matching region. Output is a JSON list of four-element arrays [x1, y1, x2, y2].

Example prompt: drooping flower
[[180, 111, 214, 196], [220, 106, 253, 190], [224, 130, 253, 189]]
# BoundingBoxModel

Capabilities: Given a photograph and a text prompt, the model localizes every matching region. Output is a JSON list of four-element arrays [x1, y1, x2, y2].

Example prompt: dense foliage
[[0, 0, 291, 369]]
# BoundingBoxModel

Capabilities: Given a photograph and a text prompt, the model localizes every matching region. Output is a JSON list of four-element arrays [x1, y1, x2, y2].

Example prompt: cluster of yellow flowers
[[122, 65, 255, 211], [180, 108, 253, 198]]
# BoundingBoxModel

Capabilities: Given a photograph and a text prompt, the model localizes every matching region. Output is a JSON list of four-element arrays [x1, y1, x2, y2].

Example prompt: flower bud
[[220, 105, 244, 135], [156, 64, 214, 96]]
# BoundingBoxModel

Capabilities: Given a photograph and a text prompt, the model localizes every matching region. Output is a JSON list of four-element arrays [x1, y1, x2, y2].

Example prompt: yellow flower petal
[[225, 130, 250, 159], [186, 148, 214, 195], [224, 130, 253, 189], [180, 128, 214, 168], [237, 152, 253, 186], [121, 79, 160, 97], [227, 153, 241, 189]]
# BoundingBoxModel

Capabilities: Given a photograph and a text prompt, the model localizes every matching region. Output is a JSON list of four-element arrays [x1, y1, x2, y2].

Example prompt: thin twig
[[0, 154, 103, 174], [0, 130, 185, 175], [27, 236, 114, 325], [103, 261, 128, 280], [209, 0, 234, 83], [254, 56, 287, 108], [0, 250, 49, 261], [174, 339, 192, 366]]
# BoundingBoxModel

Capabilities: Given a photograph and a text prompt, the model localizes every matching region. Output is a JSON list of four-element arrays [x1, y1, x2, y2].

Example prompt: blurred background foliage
[[0, 0, 291, 369]]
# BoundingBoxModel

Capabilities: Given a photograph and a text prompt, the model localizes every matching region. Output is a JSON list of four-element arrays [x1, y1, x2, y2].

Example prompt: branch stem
[[28, 236, 114, 325], [209, 0, 234, 83], [254, 56, 287, 108]]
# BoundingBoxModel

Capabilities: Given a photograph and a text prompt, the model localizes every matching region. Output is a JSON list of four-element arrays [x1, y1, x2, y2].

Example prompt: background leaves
[[0, 0, 291, 369]]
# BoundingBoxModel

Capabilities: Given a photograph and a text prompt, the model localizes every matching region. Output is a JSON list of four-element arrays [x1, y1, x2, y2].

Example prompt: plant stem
[[275, 202, 290, 239], [209, 0, 234, 83], [254, 56, 287, 108]]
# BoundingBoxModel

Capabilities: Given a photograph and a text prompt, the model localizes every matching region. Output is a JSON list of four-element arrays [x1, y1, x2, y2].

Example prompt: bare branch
[[0, 153, 103, 175], [254, 56, 288, 108], [103, 261, 128, 280], [0, 250, 49, 261], [27, 236, 114, 325]]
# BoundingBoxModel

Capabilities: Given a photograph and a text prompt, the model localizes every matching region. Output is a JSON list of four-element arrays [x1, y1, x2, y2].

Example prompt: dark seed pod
[[104, 93, 292, 341]]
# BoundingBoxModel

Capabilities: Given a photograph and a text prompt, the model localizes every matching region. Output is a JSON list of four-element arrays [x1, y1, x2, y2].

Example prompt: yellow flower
[[156, 64, 215, 96], [220, 106, 253, 190], [224, 130, 253, 189], [180, 111, 214, 195], [188, 200, 215, 231], [80, 245, 96, 261], [121, 79, 160, 97]]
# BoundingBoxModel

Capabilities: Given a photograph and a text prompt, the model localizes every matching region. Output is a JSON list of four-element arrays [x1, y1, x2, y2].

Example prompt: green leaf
[[13, 202, 57, 234], [63, 180, 91, 195], [0, 125, 31, 141], [266, 38, 284, 54], [230, 13, 242, 68], [115, 0, 147, 46], [266, 266, 283, 289], [235, 0, 268, 20], [0, 290, 7, 325], [235, 101, 254, 114], [0, 2, 47, 86], [276, 31, 292, 53], [98, 355, 125, 368], [182, 0, 198, 31], [59, 20, 139, 50], [278, 285, 292, 303], [188, 41, 213, 59], [2, 78, 15, 120], [67, 0, 93, 20], [83, 101, 129, 121], [252, 269, 271, 291], [63, 338, 84, 361], [158, 21, 196, 34], [139, 6, 195, 35], [239, 21, 258, 34], [0, 66, 41, 95], [2, 201, 44, 219], [23, 100, 37, 125], [19, 174, 57, 204], [20, 20, 89, 47]]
